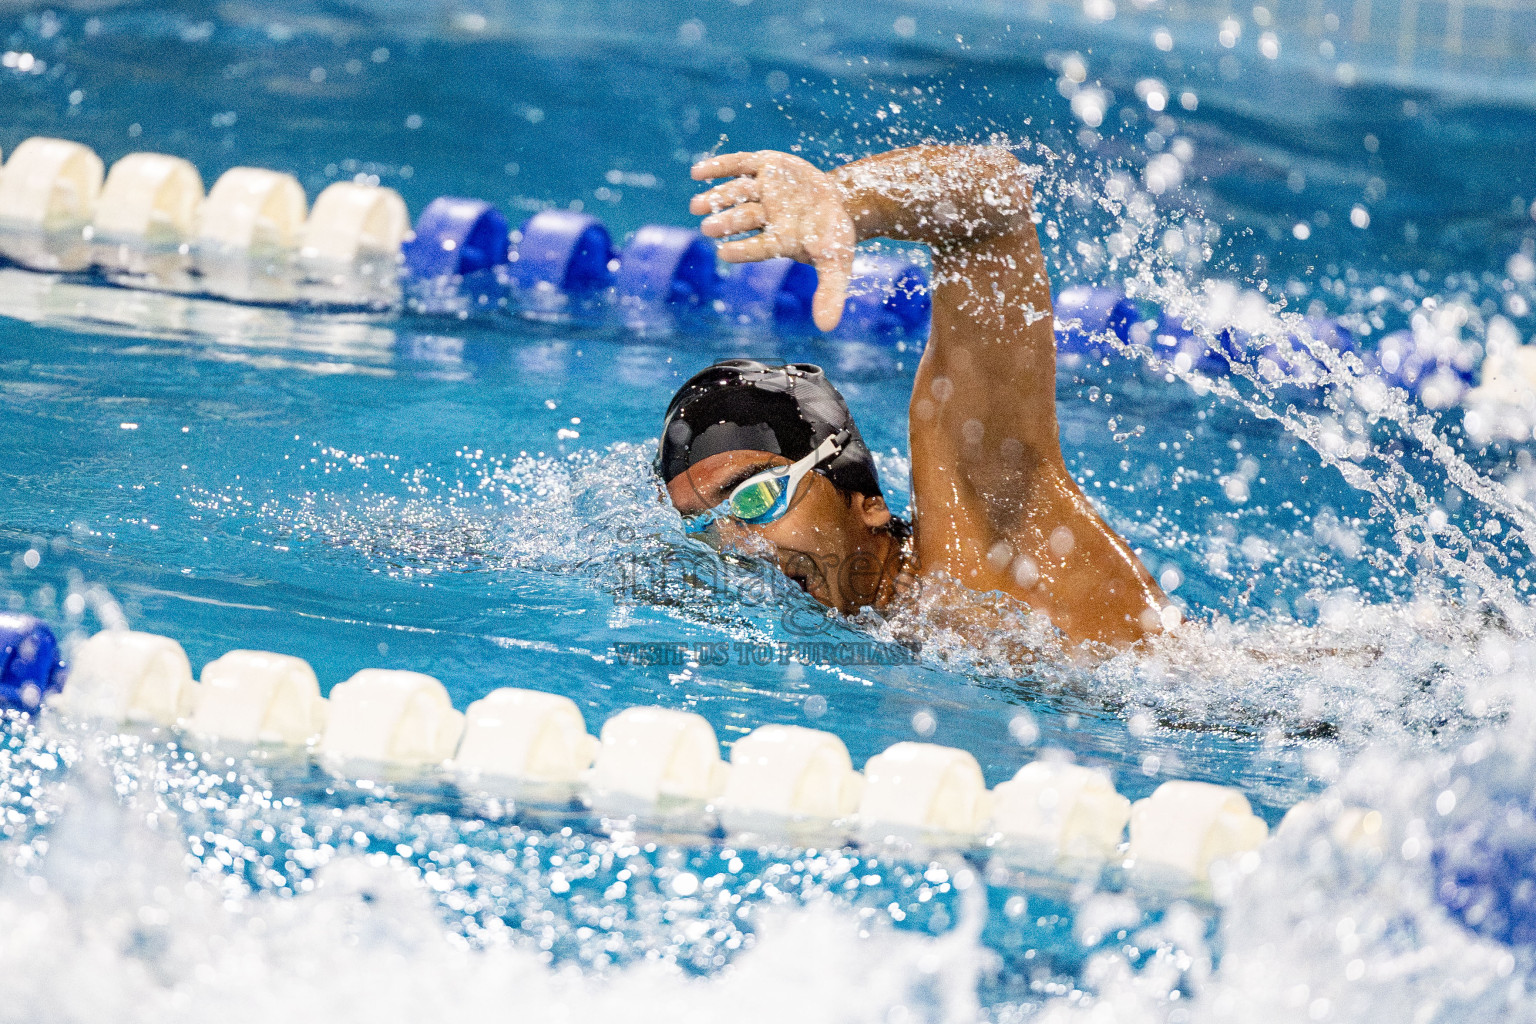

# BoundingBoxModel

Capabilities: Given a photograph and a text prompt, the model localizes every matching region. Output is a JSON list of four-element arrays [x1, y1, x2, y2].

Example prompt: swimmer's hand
[[690, 151, 855, 332]]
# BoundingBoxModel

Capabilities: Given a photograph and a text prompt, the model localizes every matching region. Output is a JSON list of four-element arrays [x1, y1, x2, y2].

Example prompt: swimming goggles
[[685, 430, 849, 533]]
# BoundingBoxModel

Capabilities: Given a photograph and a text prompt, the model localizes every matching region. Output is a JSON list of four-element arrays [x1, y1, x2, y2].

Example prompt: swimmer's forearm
[[830, 146, 1034, 247], [849, 144, 1060, 476]]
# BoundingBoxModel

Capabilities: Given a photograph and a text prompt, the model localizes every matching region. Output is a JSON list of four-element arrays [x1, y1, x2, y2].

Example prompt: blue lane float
[[615, 225, 719, 307], [1301, 317, 1357, 357], [1226, 318, 1356, 369], [510, 210, 614, 293], [1054, 285, 1140, 358], [1430, 750, 1536, 951], [0, 614, 64, 713], [719, 257, 819, 328], [832, 254, 931, 341], [1434, 817, 1536, 949], [1052, 283, 1386, 401], [1147, 312, 1231, 375], [402, 197, 511, 279], [1365, 329, 1477, 407], [1219, 323, 1353, 389]]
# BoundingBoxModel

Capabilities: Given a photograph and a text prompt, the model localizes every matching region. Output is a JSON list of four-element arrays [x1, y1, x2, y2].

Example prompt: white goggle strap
[[776, 430, 848, 500], [790, 431, 847, 485], [731, 430, 848, 502]]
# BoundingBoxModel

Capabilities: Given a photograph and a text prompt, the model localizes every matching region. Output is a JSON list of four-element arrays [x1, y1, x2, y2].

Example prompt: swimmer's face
[[667, 449, 895, 614]]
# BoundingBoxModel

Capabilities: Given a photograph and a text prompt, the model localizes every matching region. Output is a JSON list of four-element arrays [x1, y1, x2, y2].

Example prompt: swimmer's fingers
[[691, 151, 764, 182], [700, 203, 766, 239], [810, 248, 852, 332], [716, 231, 784, 263], [689, 178, 760, 216]]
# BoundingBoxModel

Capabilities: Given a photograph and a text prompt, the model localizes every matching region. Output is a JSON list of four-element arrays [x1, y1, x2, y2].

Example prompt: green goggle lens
[[729, 477, 784, 521]]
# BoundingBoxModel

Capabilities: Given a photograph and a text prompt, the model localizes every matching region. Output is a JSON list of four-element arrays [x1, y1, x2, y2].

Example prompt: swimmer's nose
[[684, 517, 738, 553], [715, 519, 779, 560], [713, 518, 752, 551]]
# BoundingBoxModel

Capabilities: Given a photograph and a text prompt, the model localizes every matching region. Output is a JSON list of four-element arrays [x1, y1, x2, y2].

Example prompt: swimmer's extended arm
[[692, 147, 1167, 646]]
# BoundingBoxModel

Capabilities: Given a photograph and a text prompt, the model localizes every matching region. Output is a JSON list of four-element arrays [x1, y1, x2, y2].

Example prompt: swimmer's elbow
[[923, 143, 1021, 170], [970, 144, 1025, 172], [937, 146, 1034, 231]]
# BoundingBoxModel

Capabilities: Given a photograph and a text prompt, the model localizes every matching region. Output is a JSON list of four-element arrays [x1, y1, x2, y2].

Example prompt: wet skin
[[666, 449, 900, 614], [680, 145, 1170, 647]]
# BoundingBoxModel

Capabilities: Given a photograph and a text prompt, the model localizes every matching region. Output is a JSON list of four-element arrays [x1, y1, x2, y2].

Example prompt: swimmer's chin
[[789, 570, 878, 617]]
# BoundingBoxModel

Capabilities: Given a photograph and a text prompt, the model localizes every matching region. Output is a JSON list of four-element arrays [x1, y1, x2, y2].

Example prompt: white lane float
[[454, 687, 599, 783], [198, 167, 308, 250], [1277, 799, 1386, 856], [63, 629, 198, 726], [0, 137, 103, 228], [188, 649, 326, 746], [1128, 779, 1269, 881], [989, 760, 1131, 860], [318, 669, 464, 766], [588, 706, 729, 802], [718, 724, 864, 822], [53, 626, 1304, 898], [1467, 358, 1536, 407], [301, 181, 410, 262], [858, 741, 991, 834], [93, 152, 205, 242]]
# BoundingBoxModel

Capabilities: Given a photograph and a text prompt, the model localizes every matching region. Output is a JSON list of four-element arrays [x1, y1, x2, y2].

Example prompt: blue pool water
[[3, 1, 1536, 1019]]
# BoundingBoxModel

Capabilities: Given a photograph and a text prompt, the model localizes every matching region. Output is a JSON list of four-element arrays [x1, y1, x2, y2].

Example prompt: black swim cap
[[659, 359, 882, 497]]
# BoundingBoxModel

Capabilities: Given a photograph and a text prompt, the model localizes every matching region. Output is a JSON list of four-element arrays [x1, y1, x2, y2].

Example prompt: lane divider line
[[19, 622, 1276, 887], [0, 132, 1493, 410]]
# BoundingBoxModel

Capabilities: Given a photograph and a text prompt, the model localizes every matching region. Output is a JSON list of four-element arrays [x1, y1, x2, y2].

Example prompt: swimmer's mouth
[[788, 569, 831, 606]]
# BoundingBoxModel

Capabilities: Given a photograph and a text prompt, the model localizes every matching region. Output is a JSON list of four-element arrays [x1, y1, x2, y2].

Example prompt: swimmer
[[660, 145, 1169, 647]]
